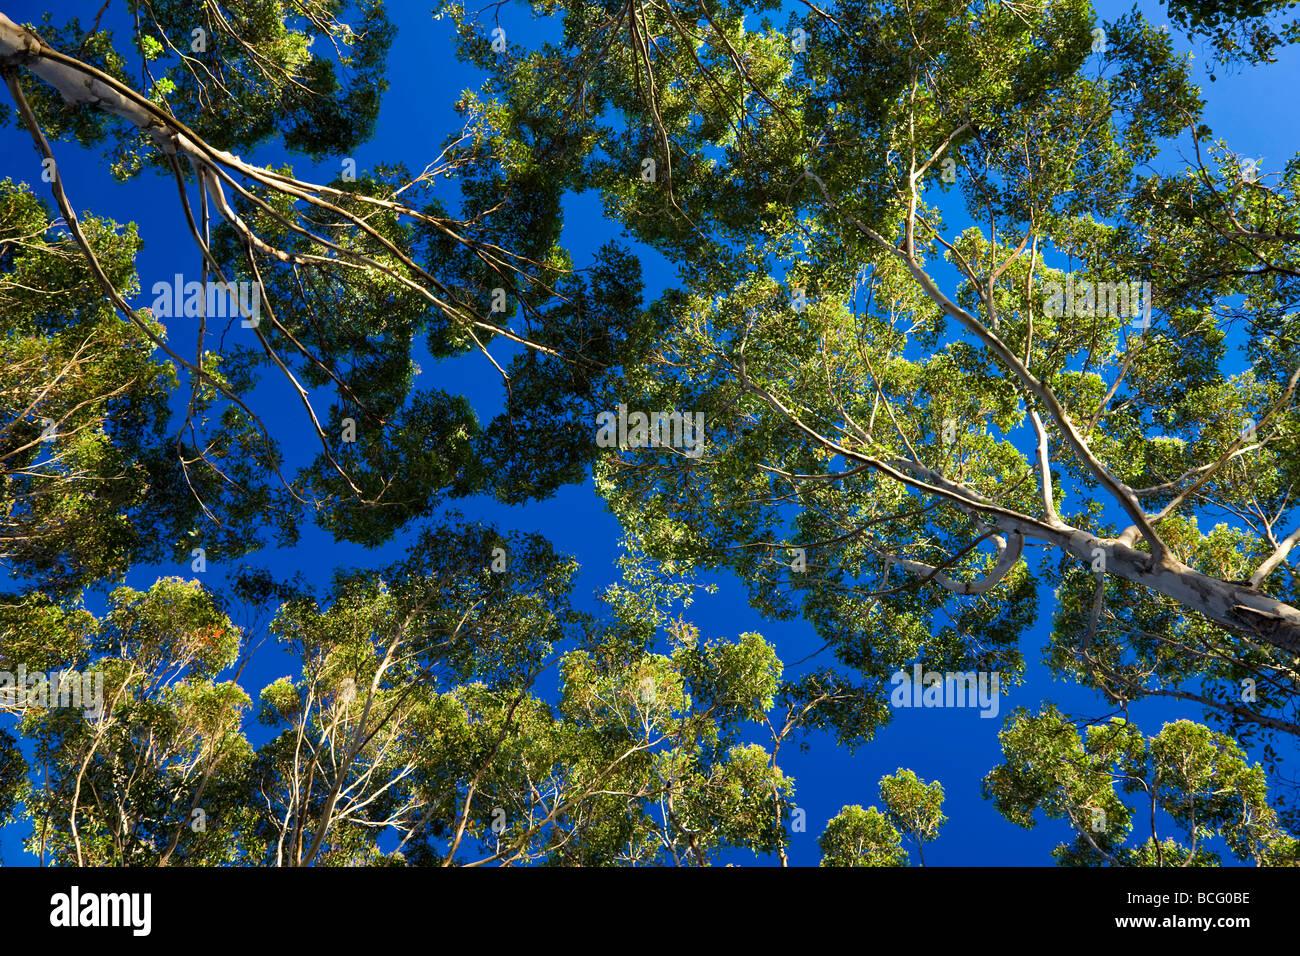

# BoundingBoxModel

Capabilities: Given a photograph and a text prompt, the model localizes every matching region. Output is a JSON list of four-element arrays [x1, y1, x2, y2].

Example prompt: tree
[[0, 5, 647, 553], [6, 575, 253, 865], [879, 768, 946, 865], [4, 518, 809, 866], [442, 0, 1300, 795], [818, 769, 946, 866], [984, 705, 1300, 865], [819, 804, 909, 867], [1, 0, 1298, 867], [0, 178, 187, 590]]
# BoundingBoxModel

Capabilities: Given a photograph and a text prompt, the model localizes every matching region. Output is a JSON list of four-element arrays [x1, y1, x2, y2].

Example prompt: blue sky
[[1, 0, 1297, 866]]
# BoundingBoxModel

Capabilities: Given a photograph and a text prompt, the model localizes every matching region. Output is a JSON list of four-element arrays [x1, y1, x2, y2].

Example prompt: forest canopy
[[0, 0, 1297, 866]]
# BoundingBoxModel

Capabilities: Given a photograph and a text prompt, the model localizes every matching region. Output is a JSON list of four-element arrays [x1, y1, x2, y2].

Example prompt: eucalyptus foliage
[[0, 0, 1296, 865]]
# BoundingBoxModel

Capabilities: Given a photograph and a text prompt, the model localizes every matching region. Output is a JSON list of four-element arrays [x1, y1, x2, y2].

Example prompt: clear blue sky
[[1, 0, 1296, 865]]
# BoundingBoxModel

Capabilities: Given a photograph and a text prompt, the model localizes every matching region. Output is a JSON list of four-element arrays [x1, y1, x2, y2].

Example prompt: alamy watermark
[[150, 275, 262, 327], [1042, 277, 1153, 328], [0, 666, 103, 719], [596, 403, 705, 458], [50, 886, 151, 936], [890, 664, 1001, 719]]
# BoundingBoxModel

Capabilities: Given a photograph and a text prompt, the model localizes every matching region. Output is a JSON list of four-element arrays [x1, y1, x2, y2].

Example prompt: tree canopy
[[0, 0, 1297, 866]]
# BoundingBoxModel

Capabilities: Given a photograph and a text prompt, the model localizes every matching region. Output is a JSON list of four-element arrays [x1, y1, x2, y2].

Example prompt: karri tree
[[438, 0, 1299, 819], [0, 0, 1297, 864]]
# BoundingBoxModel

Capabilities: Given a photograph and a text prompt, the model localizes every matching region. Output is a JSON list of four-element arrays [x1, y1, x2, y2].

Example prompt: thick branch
[[738, 368, 1300, 658], [800, 168, 1168, 560], [894, 531, 1025, 595], [1252, 523, 1300, 589]]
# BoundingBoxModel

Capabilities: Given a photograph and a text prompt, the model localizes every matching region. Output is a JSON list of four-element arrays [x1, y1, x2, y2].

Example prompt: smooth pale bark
[[788, 173, 1300, 659], [1253, 525, 1300, 589], [1, 13, 190, 153], [894, 531, 1025, 595], [745, 371, 1300, 658], [0, 13, 273, 252], [1, 16, 136, 115], [893, 460, 1300, 657]]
